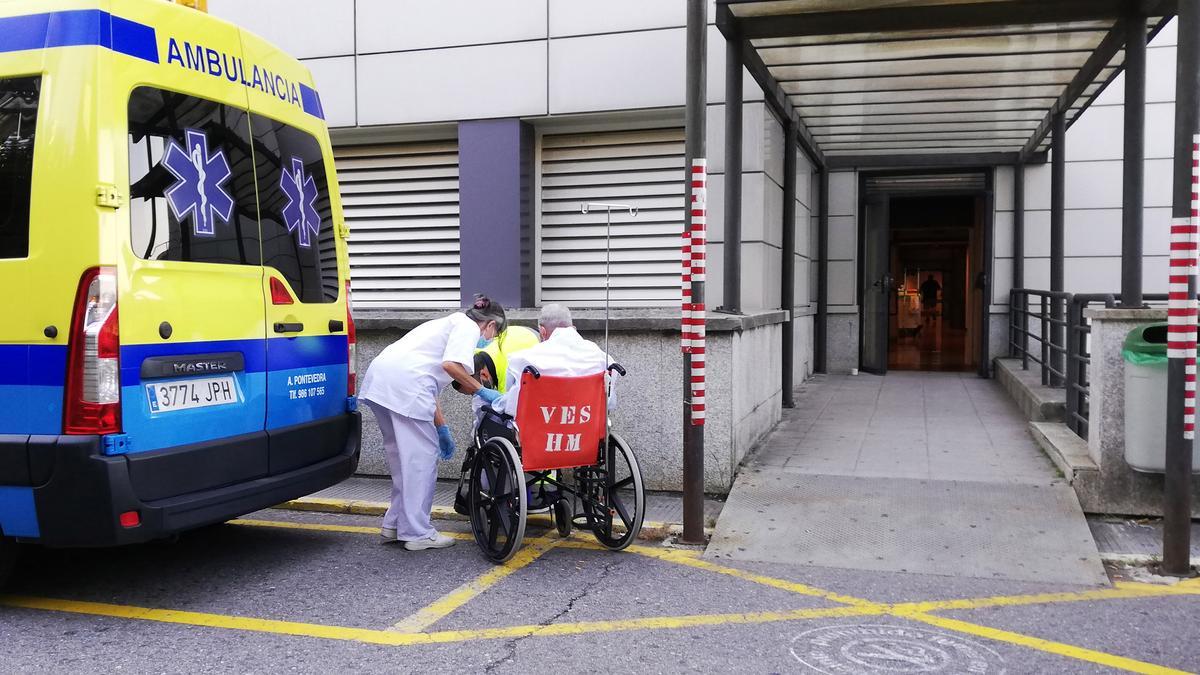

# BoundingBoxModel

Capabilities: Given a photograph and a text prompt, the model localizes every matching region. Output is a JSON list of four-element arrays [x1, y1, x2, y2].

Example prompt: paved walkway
[[707, 372, 1109, 586]]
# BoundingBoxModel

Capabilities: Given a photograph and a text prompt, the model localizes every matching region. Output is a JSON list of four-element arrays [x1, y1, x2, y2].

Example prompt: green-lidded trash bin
[[1123, 323, 1200, 473]]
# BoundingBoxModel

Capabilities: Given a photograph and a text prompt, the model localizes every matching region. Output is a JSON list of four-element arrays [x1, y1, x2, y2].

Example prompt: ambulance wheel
[[553, 498, 573, 538], [0, 535, 17, 589], [589, 433, 645, 551], [468, 438, 527, 564]]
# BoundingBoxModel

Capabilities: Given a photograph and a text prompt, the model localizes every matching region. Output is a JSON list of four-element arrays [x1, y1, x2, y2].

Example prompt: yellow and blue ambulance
[[0, 0, 360, 566]]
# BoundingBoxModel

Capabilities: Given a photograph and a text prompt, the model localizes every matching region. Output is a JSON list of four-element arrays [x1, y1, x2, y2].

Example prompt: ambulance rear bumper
[[8, 412, 360, 547]]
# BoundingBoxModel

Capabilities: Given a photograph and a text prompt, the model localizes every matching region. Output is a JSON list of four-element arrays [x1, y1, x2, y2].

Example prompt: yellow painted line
[[1115, 581, 1200, 596], [0, 595, 416, 646], [228, 518, 476, 541], [390, 539, 562, 632], [894, 585, 1178, 614], [0, 594, 881, 647], [410, 604, 883, 644], [901, 611, 1193, 675], [279, 498, 677, 537]]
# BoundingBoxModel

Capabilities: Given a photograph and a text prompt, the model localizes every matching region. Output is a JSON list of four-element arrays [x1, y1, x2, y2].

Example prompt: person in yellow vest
[[453, 324, 540, 514]]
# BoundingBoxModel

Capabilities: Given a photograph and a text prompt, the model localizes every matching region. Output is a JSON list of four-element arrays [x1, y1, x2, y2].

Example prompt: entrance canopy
[[716, 0, 1175, 169]]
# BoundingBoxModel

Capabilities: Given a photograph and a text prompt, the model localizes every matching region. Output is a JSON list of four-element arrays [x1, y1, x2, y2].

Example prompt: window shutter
[[539, 128, 685, 308], [335, 141, 460, 309]]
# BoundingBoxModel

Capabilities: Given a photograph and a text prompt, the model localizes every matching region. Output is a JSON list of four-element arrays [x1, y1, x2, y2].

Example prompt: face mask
[[477, 336, 492, 349]]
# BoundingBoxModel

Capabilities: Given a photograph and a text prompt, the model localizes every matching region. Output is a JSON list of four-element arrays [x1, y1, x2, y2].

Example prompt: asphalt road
[[1, 508, 1198, 674]]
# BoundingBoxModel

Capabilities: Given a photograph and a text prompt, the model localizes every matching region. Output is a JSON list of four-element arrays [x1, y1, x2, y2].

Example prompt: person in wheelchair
[[484, 304, 615, 417], [480, 305, 615, 509]]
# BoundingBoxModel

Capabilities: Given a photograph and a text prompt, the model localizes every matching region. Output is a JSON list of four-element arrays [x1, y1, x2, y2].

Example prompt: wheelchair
[[455, 364, 645, 563]]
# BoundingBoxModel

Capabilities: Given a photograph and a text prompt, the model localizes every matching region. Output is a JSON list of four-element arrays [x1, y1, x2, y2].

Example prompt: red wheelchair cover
[[515, 370, 607, 471]]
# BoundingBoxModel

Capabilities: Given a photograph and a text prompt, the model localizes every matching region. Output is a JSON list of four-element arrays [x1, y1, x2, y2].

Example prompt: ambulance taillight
[[64, 267, 122, 435], [346, 280, 357, 396]]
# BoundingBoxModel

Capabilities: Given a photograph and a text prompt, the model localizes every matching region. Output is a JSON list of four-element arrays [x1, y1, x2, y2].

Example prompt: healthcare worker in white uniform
[[359, 295, 507, 550]]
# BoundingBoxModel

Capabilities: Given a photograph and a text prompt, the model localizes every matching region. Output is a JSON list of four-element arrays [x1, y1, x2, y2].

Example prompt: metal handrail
[[1008, 288, 1073, 386]]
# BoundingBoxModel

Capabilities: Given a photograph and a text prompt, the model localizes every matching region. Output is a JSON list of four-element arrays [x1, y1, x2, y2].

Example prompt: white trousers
[[368, 402, 439, 541]]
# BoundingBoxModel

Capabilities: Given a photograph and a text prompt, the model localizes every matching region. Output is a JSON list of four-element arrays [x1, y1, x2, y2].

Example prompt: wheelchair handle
[[607, 363, 627, 377], [523, 365, 541, 379]]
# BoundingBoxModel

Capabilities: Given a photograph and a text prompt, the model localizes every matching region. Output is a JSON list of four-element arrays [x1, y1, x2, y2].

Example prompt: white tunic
[[494, 327, 613, 416], [359, 312, 479, 421]]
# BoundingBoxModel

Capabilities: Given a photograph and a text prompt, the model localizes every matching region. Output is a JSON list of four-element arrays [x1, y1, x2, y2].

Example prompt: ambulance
[[0, 0, 360, 578]]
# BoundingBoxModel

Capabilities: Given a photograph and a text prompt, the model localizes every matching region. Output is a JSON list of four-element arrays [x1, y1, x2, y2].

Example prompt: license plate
[[146, 376, 239, 413]]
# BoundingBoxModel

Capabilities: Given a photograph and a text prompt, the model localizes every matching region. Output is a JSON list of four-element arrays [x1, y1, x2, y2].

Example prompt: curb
[[275, 497, 710, 542], [1102, 552, 1200, 567]]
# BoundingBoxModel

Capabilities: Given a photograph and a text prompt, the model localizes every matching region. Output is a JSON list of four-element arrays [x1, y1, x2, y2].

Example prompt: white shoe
[[380, 527, 397, 542], [403, 532, 456, 551]]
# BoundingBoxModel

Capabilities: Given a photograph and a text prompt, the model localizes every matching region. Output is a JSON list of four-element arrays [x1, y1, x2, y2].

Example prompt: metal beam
[[825, 151, 1046, 170], [1162, 0, 1198, 579], [1049, 111, 1066, 387], [781, 115, 798, 407], [723, 0, 1137, 41], [681, 0, 707, 546], [815, 169, 829, 373], [1121, 12, 1147, 309], [722, 26, 744, 314], [1013, 163, 1025, 290], [1019, 20, 1127, 162]]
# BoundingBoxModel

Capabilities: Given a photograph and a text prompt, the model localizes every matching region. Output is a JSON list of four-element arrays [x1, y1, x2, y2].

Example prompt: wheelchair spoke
[[612, 476, 634, 491], [610, 492, 633, 529]]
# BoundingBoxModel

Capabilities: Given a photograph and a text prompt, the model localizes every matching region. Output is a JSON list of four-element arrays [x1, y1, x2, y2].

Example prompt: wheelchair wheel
[[553, 496, 573, 538], [467, 438, 527, 563], [586, 432, 645, 551]]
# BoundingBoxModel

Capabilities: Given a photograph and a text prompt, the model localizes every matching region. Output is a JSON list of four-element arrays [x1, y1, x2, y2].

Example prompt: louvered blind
[[335, 141, 460, 309], [540, 128, 685, 308]]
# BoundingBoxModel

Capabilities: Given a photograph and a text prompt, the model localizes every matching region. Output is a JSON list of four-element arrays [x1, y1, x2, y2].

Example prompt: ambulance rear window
[[251, 115, 338, 303], [127, 87, 261, 266], [0, 76, 38, 260]]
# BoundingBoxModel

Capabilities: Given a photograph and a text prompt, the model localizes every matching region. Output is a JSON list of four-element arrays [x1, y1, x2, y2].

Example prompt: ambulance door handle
[[274, 322, 304, 334]]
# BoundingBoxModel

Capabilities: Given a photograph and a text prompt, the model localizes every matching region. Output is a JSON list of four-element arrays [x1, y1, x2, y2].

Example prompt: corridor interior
[[887, 195, 979, 372]]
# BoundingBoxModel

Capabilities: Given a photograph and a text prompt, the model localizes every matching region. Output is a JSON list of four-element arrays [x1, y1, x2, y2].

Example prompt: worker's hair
[[539, 304, 573, 330], [464, 294, 506, 332]]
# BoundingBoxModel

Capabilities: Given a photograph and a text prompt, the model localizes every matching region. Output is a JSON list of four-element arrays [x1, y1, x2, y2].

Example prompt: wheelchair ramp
[[706, 373, 1108, 587]]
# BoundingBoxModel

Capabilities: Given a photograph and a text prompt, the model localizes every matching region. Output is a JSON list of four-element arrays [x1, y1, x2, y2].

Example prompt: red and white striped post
[[683, 160, 707, 425]]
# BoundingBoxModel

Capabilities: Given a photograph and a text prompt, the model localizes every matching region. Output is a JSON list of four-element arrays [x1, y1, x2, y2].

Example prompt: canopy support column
[[1122, 14, 1147, 308], [1050, 111, 1066, 386]]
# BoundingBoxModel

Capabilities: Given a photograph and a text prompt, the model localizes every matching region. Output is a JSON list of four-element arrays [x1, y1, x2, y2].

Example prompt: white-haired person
[[485, 304, 614, 418]]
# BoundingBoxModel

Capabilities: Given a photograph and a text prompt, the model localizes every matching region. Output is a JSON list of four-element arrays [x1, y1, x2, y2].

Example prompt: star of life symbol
[[162, 129, 234, 237], [280, 156, 321, 248]]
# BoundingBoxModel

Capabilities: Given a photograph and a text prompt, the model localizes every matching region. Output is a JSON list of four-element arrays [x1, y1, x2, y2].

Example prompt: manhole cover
[[791, 624, 1005, 674]]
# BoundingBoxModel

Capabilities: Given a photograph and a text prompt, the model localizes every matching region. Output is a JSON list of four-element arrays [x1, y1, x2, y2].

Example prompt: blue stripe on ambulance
[[0, 9, 158, 63], [0, 10, 325, 120], [0, 345, 67, 435], [267, 335, 348, 429], [120, 338, 266, 454]]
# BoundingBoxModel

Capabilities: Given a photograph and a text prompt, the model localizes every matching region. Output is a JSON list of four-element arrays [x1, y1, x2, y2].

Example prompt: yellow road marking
[[893, 585, 1177, 614], [900, 611, 1193, 675], [1116, 580, 1200, 596], [228, 518, 475, 541], [0, 594, 880, 647], [390, 539, 562, 632]]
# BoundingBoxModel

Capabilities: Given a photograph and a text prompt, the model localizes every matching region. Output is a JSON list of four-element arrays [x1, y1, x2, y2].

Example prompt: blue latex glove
[[475, 387, 502, 404], [436, 424, 456, 460]]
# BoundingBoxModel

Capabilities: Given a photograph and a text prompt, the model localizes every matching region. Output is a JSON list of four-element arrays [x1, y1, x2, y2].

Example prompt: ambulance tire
[[468, 438, 527, 564], [0, 535, 17, 589], [553, 498, 573, 538], [590, 433, 645, 551]]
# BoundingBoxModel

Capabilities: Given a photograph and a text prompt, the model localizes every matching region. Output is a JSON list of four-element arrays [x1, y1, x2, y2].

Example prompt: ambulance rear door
[[240, 35, 351, 475]]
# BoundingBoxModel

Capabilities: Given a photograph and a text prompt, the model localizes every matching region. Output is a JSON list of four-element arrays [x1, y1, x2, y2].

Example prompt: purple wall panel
[[458, 119, 533, 308]]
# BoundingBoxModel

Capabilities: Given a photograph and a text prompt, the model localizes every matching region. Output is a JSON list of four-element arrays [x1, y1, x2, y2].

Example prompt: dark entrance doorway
[[888, 195, 978, 372], [858, 171, 994, 376]]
